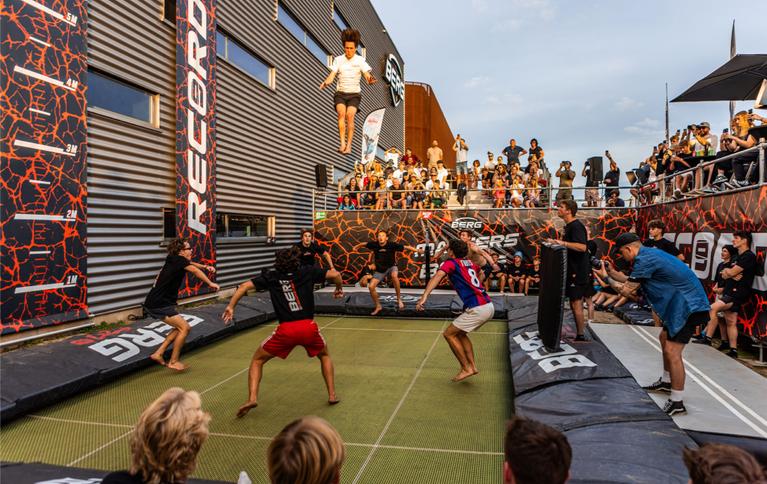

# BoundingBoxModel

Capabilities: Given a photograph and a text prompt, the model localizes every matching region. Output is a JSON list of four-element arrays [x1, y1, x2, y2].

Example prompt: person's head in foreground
[[268, 416, 345, 484], [683, 443, 766, 484], [613, 232, 641, 262], [129, 388, 210, 484], [448, 239, 469, 258], [504, 416, 571, 484]]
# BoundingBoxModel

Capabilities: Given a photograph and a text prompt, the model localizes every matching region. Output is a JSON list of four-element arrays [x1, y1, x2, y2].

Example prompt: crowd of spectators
[[336, 137, 554, 210], [630, 111, 766, 205], [104, 388, 766, 484]]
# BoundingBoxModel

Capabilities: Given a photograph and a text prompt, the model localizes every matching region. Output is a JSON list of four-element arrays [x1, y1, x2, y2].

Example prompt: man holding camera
[[582, 158, 599, 207], [594, 233, 710, 416], [555, 161, 575, 203]]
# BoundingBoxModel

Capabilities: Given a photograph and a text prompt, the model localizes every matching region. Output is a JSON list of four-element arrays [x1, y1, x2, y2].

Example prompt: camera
[[590, 256, 607, 269]]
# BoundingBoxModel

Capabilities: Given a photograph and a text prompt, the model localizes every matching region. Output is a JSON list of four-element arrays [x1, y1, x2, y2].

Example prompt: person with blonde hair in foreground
[[268, 416, 345, 484], [102, 387, 210, 484]]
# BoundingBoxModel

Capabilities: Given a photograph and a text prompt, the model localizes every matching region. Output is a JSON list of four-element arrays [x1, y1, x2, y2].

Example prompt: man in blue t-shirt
[[416, 239, 495, 382], [595, 233, 710, 416]]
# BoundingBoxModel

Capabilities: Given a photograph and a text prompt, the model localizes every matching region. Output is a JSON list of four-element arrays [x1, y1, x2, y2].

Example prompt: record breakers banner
[[176, 0, 216, 296]]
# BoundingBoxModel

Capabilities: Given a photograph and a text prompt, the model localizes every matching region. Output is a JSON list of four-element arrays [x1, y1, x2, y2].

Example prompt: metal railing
[[313, 184, 636, 212], [646, 143, 766, 206]]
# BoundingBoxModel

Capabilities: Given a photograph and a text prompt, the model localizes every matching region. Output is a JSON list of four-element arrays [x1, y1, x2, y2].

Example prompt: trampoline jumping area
[[0, 314, 512, 483]]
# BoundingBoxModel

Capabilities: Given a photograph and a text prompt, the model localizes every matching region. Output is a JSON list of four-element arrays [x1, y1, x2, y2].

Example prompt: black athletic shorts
[[334, 91, 361, 109], [566, 282, 593, 300], [666, 311, 710, 344], [720, 294, 748, 314], [144, 305, 179, 319], [482, 264, 493, 278]]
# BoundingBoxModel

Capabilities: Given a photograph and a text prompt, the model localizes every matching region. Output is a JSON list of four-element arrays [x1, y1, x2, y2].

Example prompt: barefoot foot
[[149, 353, 166, 366], [166, 361, 188, 372], [236, 401, 258, 418], [371, 306, 382, 316], [452, 369, 476, 382], [328, 396, 341, 405]]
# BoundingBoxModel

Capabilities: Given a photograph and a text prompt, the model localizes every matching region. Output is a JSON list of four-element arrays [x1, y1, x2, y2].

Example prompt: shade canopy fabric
[[671, 54, 767, 102]]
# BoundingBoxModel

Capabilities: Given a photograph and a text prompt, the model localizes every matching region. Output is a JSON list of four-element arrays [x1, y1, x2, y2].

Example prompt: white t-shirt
[[331, 54, 372, 94], [425, 179, 445, 190], [436, 167, 448, 184], [692, 133, 718, 156], [393, 169, 405, 181]]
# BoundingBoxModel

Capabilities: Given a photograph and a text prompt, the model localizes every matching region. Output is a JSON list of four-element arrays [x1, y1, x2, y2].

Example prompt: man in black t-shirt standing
[[222, 246, 344, 417], [694, 231, 758, 358], [144, 238, 219, 372], [644, 219, 684, 261], [295, 229, 335, 269], [547, 199, 591, 341], [353, 230, 423, 315]]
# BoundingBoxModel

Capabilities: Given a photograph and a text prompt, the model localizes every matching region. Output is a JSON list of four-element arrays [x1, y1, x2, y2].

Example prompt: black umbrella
[[671, 54, 767, 102]]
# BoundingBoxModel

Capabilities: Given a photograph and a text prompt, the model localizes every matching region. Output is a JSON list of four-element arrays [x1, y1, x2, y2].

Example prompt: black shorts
[[334, 91, 361, 109], [666, 311, 710, 344], [720, 294, 747, 314], [482, 264, 493, 277], [566, 282, 593, 300], [144, 305, 179, 319]]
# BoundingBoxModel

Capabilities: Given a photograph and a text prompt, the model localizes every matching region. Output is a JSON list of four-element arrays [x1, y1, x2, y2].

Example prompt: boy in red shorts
[[222, 246, 344, 417]]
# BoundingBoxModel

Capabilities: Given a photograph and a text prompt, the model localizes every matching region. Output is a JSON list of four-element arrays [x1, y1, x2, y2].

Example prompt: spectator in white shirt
[[392, 161, 406, 182], [435, 160, 449, 185], [319, 29, 376, 155]]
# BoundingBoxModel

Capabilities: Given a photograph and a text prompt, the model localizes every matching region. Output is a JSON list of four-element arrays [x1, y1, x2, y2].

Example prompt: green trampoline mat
[[0, 316, 512, 483]]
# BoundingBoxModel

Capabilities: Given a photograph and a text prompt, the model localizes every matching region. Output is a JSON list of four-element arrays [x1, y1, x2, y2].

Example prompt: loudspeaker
[[315, 164, 328, 188], [587, 156, 603, 185], [536, 243, 567, 352]]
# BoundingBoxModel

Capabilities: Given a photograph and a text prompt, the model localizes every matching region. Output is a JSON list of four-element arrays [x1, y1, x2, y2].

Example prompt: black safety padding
[[343, 291, 456, 317], [514, 377, 668, 431], [313, 292, 349, 314], [566, 420, 696, 484], [536, 244, 567, 352], [508, 325, 631, 395], [0, 462, 232, 484], [0, 300, 273, 424]]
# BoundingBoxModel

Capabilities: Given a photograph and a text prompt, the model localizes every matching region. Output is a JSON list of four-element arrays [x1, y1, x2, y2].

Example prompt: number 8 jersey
[[439, 258, 492, 309]]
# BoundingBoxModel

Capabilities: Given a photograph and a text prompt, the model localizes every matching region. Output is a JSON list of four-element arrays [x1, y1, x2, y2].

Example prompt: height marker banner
[[360, 108, 385, 165], [0, 0, 89, 334], [176, 0, 217, 296]]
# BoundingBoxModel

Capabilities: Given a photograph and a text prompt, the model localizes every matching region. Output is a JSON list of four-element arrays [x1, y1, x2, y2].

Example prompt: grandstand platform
[[590, 323, 767, 440]]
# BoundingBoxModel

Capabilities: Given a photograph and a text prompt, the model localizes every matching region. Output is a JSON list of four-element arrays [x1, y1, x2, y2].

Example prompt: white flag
[[360, 108, 386, 166]]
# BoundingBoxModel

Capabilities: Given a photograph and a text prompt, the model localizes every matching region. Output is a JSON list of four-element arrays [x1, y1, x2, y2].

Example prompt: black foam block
[[536, 244, 567, 351]]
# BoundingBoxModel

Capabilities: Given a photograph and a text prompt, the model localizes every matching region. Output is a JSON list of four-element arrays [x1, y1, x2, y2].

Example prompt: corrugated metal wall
[[86, 0, 404, 315]]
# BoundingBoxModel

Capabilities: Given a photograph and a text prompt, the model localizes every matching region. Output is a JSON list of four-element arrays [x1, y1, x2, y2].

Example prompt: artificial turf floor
[[0, 316, 512, 483]]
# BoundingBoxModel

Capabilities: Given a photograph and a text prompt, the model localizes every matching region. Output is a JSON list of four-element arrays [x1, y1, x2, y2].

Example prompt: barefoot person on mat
[[144, 238, 219, 372], [353, 230, 423, 315], [319, 28, 376, 154], [222, 246, 344, 417], [416, 239, 495, 382]]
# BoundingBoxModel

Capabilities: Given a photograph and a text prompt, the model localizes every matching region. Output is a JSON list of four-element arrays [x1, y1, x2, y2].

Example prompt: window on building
[[376, 146, 387, 163], [163, 0, 174, 23], [87, 69, 158, 125], [332, 7, 364, 56], [162, 208, 176, 239], [216, 213, 275, 239], [277, 3, 330, 66], [216, 30, 274, 88]]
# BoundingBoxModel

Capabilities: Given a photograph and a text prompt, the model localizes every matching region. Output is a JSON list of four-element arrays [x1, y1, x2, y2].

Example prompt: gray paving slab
[[590, 323, 767, 439]]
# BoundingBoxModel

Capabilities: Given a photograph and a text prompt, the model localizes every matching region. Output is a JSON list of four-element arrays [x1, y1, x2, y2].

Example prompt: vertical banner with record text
[[176, 0, 216, 296], [360, 108, 385, 166], [0, 0, 89, 334]]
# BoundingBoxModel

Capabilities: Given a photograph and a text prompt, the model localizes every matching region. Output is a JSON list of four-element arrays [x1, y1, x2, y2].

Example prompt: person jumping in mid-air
[[319, 28, 376, 154]]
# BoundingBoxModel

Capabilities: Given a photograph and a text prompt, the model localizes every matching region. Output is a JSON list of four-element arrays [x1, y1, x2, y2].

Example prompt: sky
[[370, 0, 767, 188]]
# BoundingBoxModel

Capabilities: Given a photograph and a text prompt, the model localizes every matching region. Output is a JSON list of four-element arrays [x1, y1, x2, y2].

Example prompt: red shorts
[[261, 319, 326, 359]]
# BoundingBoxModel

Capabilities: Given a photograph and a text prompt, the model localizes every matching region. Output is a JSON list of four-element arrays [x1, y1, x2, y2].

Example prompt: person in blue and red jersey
[[416, 239, 495, 382], [222, 246, 344, 418]]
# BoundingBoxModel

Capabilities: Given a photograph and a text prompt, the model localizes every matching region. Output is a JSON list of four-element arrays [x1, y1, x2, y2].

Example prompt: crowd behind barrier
[[322, 112, 767, 211]]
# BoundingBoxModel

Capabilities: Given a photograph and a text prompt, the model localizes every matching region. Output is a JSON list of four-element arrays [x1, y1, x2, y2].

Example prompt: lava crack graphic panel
[[313, 208, 635, 287], [176, 0, 217, 297], [637, 187, 767, 339], [1, 0, 88, 334]]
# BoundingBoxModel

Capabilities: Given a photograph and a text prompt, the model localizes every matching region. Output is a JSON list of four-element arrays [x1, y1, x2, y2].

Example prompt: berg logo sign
[[451, 217, 484, 230], [513, 330, 596, 374], [384, 54, 404, 107]]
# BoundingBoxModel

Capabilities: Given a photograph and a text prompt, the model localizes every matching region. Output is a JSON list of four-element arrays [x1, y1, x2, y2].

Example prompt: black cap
[[612, 233, 640, 254]]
